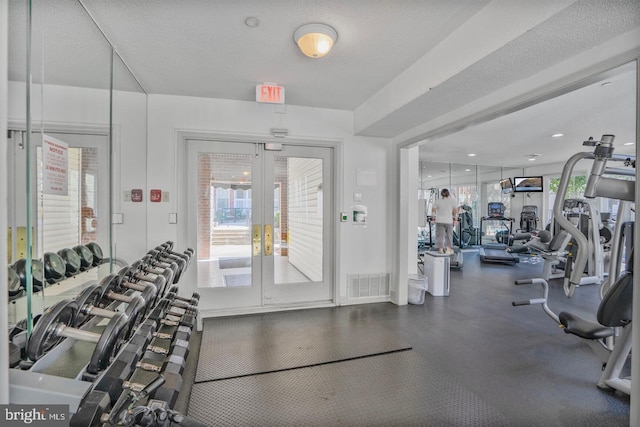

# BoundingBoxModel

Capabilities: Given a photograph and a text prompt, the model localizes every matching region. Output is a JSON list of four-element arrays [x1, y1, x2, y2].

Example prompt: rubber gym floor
[[175, 250, 630, 426]]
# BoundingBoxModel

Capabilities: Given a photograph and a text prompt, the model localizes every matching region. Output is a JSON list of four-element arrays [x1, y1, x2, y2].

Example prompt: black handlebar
[[514, 279, 533, 285], [512, 300, 531, 306]]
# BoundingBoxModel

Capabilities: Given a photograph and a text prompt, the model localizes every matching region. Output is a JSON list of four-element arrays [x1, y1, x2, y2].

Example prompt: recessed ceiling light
[[468, 153, 476, 157], [552, 133, 564, 138], [601, 81, 613, 87], [623, 142, 635, 146], [427, 175, 432, 178], [464, 169, 471, 172], [528, 158, 536, 161], [245, 17, 260, 27]]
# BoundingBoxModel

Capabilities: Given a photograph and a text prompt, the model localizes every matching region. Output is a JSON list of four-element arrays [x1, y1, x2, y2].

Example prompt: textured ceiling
[[7, 0, 640, 169]]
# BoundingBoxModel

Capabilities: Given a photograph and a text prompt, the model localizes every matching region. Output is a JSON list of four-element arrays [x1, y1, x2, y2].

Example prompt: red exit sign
[[256, 84, 285, 104]]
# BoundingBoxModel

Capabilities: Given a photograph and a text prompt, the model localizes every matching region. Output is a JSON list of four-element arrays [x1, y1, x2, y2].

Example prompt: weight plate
[[599, 227, 612, 244], [85, 242, 104, 266], [140, 286, 157, 318], [58, 248, 81, 276], [117, 266, 133, 284], [161, 270, 174, 294], [27, 299, 78, 361], [8, 266, 22, 297], [86, 312, 129, 374], [123, 296, 145, 340], [44, 252, 66, 284], [75, 285, 104, 326], [98, 274, 125, 306]]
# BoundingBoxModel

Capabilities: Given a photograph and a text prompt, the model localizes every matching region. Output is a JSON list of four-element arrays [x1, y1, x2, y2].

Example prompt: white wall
[[112, 90, 148, 263], [146, 94, 392, 305]]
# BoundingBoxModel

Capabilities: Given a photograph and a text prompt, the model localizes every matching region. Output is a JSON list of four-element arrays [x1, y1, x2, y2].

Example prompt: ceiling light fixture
[[552, 133, 564, 138], [525, 153, 541, 162], [467, 153, 476, 157], [623, 142, 635, 146], [294, 23, 337, 58], [245, 17, 259, 28]]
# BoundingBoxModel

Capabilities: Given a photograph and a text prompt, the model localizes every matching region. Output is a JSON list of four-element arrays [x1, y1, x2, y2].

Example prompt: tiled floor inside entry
[[197, 246, 310, 288], [181, 250, 630, 426]]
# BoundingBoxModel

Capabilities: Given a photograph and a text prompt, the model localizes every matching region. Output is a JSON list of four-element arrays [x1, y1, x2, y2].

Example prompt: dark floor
[[179, 251, 630, 426]]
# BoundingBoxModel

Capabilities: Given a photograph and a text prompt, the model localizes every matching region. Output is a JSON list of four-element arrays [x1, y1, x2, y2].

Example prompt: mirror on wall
[[6, 1, 147, 329]]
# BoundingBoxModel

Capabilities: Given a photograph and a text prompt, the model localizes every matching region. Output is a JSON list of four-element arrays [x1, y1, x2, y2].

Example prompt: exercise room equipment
[[513, 134, 635, 395], [478, 202, 519, 265]]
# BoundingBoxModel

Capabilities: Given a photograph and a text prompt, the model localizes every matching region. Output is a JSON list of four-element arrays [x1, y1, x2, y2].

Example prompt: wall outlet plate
[[340, 212, 348, 222]]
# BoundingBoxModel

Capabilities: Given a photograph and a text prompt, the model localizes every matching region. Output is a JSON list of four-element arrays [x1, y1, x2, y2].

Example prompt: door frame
[[176, 130, 343, 320], [7, 121, 112, 260]]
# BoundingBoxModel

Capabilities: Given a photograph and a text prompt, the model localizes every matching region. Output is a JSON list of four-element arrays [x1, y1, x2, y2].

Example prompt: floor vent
[[347, 273, 390, 298]]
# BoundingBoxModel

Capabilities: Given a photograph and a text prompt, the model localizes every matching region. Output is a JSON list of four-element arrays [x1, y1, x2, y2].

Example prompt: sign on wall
[[42, 134, 69, 195]]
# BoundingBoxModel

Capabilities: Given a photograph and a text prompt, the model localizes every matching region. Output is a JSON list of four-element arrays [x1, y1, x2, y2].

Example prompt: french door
[[187, 140, 333, 311]]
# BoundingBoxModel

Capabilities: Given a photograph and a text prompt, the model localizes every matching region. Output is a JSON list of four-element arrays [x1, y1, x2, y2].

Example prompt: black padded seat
[[558, 312, 614, 340], [597, 271, 633, 327], [558, 265, 633, 340]]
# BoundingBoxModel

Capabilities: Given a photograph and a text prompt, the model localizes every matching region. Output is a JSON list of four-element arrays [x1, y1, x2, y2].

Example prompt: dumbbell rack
[[8, 243, 198, 424], [9, 293, 134, 410]]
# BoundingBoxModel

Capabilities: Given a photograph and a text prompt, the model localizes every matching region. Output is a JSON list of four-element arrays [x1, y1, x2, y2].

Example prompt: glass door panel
[[188, 140, 333, 311], [263, 146, 333, 305], [187, 140, 262, 310]]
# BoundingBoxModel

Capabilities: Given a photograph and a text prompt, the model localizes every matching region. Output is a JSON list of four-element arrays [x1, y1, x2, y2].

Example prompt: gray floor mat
[[188, 350, 510, 426], [195, 306, 412, 382]]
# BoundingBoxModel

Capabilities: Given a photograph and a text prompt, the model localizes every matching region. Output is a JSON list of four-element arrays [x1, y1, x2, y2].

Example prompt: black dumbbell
[[43, 252, 67, 284], [27, 299, 129, 374], [136, 258, 176, 291], [85, 242, 104, 266], [118, 265, 166, 306], [57, 248, 82, 277], [140, 254, 179, 285], [147, 249, 186, 283], [98, 274, 157, 316], [13, 258, 45, 293], [122, 263, 168, 298], [73, 245, 94, 271], [159, 242, 193, 267], [8, 265, 23, 298], [165, 292, 198, 309], [147, 298, 197, 329], [166, 285, 200, 302], [75, 284, 145, 340], [89, 325, 156, 401]]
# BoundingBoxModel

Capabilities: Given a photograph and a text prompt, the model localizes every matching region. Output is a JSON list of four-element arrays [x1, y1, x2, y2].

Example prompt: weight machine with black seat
[[512, 134, 635, 395]]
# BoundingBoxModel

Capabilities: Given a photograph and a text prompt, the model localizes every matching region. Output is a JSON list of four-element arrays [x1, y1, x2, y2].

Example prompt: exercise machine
[[512, 134, 635, 395], [479, 202, 519, 264], [552, 135, 633, 297]]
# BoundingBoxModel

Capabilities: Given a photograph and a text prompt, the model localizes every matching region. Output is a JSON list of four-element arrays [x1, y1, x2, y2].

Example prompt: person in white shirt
[[431, 189, 459, 254]]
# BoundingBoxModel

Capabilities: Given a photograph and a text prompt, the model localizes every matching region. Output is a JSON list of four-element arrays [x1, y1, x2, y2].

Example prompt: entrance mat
[[194, 306, 412, 383], [188, 350, 510, 426], [222, 273, 251, 287], [218, 257, 251, 269]]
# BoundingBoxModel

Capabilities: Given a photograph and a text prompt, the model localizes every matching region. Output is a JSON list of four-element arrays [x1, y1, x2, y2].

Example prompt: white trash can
[[408, 274, 428, 304]]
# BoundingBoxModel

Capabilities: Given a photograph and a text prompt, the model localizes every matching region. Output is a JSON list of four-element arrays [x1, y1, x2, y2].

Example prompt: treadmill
[[479, 202, 519, 265]]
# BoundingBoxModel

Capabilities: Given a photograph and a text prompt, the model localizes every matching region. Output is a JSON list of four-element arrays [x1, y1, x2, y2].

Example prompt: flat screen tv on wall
[[513, 176, 543, 193]]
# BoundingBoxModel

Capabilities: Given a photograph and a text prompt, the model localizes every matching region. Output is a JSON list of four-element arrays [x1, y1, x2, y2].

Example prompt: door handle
[[252, 225, 261, 256], [264, 224, 273, 256]]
